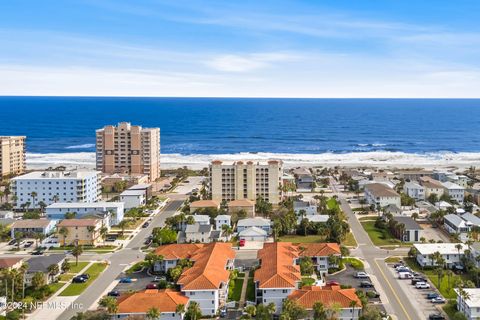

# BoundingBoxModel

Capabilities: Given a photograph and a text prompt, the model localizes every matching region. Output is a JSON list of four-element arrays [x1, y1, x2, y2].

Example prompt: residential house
[[461, 213, 480, 229], [177, 243, 235, 316], [436, 201, 453, 210], [228, 199, 255, 217], [288, 285, 362, 320], [189, 200, 220, 214], [25, 254, 66, 285], [214, 215, 231, 230], [45, 202, 125, 225], [444, 214, 471, 242], [298, 243, 341, 279], [466, 189, 480, 205], [254, 242, 301, 313], [120, 189, 146, 210], [442, 181, 465, 204], [419, 177, 445, 199], [293, 167, 314, 191], [470, 242, 480, 268], [293, 200, 317, 216], [10, 219, 56, 238], [455, 288, 480, 320], [116, 289, 189, 320], [303, 215, 329, 223], [237, 217, 271, 234], [56, 219, 103, 246], [0, 257, 25, 271], [398, 170, 433, 181], [403, 182, 425, 200], [190, 214, 210, 226], [185, 223, 213, 243], [364, 183, 401, 209], [153, 244, 204, 273], [413, 243, 467, 268], [238, 226, 268, 241], [391, 216, 422, 242]]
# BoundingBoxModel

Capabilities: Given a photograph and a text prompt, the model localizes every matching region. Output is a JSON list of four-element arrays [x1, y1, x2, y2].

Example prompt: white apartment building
[[0, 136, 26, 177], [209, 160, 283, 204], [443, 181, 465, 204], [45, 202, 124, 225], [177, 243, 235, 316], [403, 182, 425, 200], [456, 288, 480, 320], [11, 170, 100, 209], [120, 189, 146, 210], [414, 243, 467, 268], [364, 183, 401, 209], [254, 242, 301, 313], [96, 122, 160, 182]]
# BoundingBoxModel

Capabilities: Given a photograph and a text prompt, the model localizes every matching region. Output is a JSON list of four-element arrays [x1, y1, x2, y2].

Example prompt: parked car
[[354, 272, 369, 279], [428, 314, 446, 320], [31, 250, 44, 255], [219, 308, 227, 318], [72, 276, 87, 283], [24, 242, 33, 248], [396, 267, 411, 273], [239, 239, 246, 247], [426, 292, 439, 299], [107, 291, 121, 297], [360, 281, 374, 288], [142, 222, 149, 228], [393, 262, 404, 268], [146, 283, 158, 289], [7, 239, 16, 245], [416, 282, 431, 289], [411, 278, 426, 285], [119, 277, 132, 283], [79, 273, 90, 279], [153, 276, 166, 282], [431, 297, 446, 304], [366, 290, 380, 298], [326, 280, 339, 286], [398, 272, 413, 279]]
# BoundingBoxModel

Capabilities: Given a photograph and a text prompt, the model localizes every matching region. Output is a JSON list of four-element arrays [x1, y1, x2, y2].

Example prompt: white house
[[299, 243, 341, 278], [414, 243, 467, 268], [11, 170, 101, 209], [443, 181, 465, 204], [444, 214, 471, 242], [10, 219, 57, 238], [191, 214, 210, 225], [403, 182, 425, 200], [435, 201, 453, 210], [45, 202, 125, 225], [120, 189, 146, 210], [185, 223, 213, 243], [214, 215, 231, 230], [456, 288, 480, 320], [237, 217, 271, 234], [238, 226, 268, 241], [293, 200, 317, 216], [364, 183, 401, 209], [177, 243, 235, 316]]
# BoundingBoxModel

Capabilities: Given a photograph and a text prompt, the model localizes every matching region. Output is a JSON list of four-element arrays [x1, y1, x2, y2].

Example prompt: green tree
[[71, 245, 84, 266], [31, 271, 46, 290], [30, 191, 37, 209], [65, 211, 76, 219], [313, 302, 327, 320], [58, 226, 69, 247], [62, 259, 71, 273], [281, 299, 306, 320], [298, 256, 314, 276], [99, 296, 118, 315], [146, 307, 161, 319], [184, 301, 201, 320], [118, 219, 132, 237], [245, 305, 256, 317], [153, 227, 178, 245]]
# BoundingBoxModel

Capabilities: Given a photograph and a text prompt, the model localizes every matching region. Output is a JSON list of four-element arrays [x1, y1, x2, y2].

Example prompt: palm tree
[[52, 194, 59, 203], [445, 269, 454, 291], [221, 224, 233, 239], [146, 307, 161, 319], [175, 304, 185, 315], [245, 305, 256, 317], [456, 243, 464, 256], [38, 201, 47, 213], [186, 301, 201, 320], [118, 219, 131, 237], [30, 192, 37, 209], [58, 226, 69, 247], [100, 226, 108, 245], [71, 245, 83, 266], [411, 212, 419, 221], [14, 231, 23, 251], [47, 263, 60, 282], [313, 302, 327, 320], [350, 300, 359, 320], [99, 296, 118, 315]]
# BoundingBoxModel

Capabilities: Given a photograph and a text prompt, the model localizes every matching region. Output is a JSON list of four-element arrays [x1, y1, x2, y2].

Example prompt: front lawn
[[279, 234, 325, 243], [229, 278, 244, 302], [67, 261, 89, 274], [301, 277, 315, 287], [59, 262, 107, 296], [342, 257, 364, 270], [360, 221, 407, 247], [327, 198, 339, 210], [246, 271, 256, 302], [48, 282, 66, 295]]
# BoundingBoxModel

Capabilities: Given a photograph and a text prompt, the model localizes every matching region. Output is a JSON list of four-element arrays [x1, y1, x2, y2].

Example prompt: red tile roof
[[117, 289, 189, 314], [190, 200, 220, 208], [254, 242, 301, 289], [57, 219, 100, 227], [0, 257, 24, 269], [288, 285, 362, 309], [154, 243, 204, 260], [177, 242, 235, 290], [298, 243, 341, 257]]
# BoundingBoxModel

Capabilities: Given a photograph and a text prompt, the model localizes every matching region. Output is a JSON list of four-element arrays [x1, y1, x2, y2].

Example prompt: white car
[[416, 282, 431, 289], [354, 272, 369, 279]]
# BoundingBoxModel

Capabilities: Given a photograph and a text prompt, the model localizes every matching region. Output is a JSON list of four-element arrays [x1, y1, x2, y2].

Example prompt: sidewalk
[[28, 261, 94, 319], [238, 272, 250, 309]]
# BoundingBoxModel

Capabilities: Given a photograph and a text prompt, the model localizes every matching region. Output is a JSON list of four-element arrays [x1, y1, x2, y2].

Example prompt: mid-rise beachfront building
[[11, 170, 100, 209], [209, 160, 283, 205], [0, 136, 26, 177], [95, 122, 160, 182], [364, 183, 401, 209]]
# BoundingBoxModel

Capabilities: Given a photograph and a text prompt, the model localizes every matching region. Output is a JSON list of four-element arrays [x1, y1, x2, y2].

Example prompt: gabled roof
[[364, 183, 399, 197], [57, 219, 100, 227], [154, 244, 204, 260], [0, 257, 24, 269], [255, 242, 301, 289], [177, 243, 235, 290], [391, 216, 422, 230], [444, 214, 468, 228], [27, 254, 66, 273], [190, 200, 220, 208], [237, 217, 271, 227], [12, 219, 53, 229], [238, 226, 267, 237], [288, 285, 362, 309], [419, 177, 444, 189], [117, 289, 189, 314], [298, 243, 341, 257]]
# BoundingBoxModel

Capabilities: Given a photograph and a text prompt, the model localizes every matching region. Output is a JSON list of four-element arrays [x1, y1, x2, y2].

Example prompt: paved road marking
[[374, 259, 412, 320]]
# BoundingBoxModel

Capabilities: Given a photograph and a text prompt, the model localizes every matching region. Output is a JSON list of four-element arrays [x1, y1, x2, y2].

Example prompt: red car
[[239, 239, 246, 247], [326, 280, 339, 286], [146, 283, 158, 289]]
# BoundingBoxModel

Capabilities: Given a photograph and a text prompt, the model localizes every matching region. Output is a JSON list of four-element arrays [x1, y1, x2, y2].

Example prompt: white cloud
[[206, 53, 296, 72]]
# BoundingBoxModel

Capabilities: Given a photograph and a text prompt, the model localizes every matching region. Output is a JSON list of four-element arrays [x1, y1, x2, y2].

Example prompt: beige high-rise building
[[209, 160, 283, 204], [0, 136, 26, 177], [96, 122, 160, 181]]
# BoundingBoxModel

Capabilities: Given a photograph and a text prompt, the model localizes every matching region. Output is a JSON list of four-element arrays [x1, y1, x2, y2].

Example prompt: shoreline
[[26, 151, 480, 171]]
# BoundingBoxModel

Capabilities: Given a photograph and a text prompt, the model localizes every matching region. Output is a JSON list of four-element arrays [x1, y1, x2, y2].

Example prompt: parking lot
[[386, 262, 444, 319], [419, 223, 450, 242], [112, 270, 162, 293]]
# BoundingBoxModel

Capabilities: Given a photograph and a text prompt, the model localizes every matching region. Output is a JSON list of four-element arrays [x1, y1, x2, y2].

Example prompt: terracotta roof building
[[298, 243, 342, 277], [228, 199, 256, 216], [288, 285, 362, 318], [254, 242, 301, 313], [190, 200, 221, 213], [153, 244, 204, 272], [177, 242, 235, 316], [0, 257, 24, 270], [117, 289, 189, 319]]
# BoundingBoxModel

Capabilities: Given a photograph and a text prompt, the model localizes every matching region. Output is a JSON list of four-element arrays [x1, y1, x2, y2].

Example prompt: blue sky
[[1, 0, 480, 97]]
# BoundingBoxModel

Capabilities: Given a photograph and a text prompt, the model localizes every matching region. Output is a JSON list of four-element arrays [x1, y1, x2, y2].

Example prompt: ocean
[[1, 96, 480, 168]]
